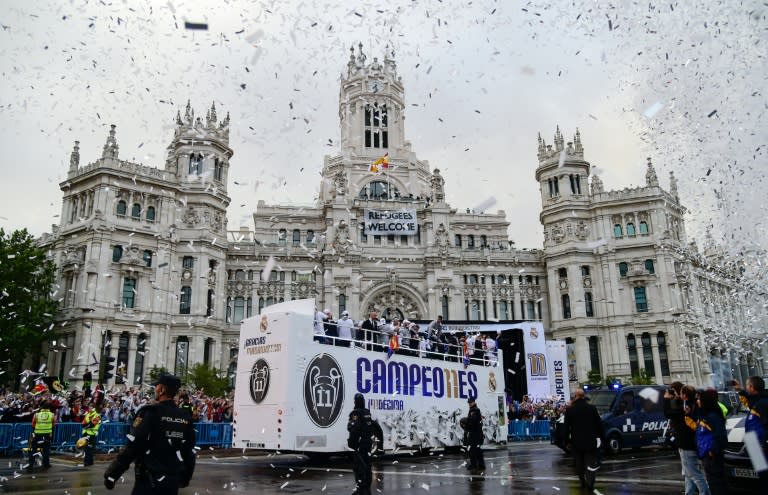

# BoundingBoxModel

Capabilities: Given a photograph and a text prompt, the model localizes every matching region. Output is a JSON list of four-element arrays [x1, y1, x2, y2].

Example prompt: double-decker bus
[[231, 298, 508, 455]]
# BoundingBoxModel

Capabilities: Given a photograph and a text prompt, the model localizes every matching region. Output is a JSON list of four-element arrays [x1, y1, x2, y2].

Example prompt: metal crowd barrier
[[0, 422, 234, 454], [507, 419, 553, 441]]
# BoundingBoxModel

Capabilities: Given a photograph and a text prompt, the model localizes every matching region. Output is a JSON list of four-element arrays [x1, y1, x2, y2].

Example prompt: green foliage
[[587, 369, 603, 386], [0, 229, 58, 389], [184, 363, 230, 397], [604, 375, 620, 387], [147, 365, 169, 384], [630, 368, 654, 385]]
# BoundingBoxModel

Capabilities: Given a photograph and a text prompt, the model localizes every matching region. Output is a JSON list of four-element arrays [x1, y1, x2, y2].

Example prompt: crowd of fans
[[507, 395, 568, 421], [0, 382, 233, 425]]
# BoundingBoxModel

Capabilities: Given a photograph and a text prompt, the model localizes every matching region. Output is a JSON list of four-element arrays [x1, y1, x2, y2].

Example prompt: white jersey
[[337, 317, 355, 340], [314, 310, 326, 336]]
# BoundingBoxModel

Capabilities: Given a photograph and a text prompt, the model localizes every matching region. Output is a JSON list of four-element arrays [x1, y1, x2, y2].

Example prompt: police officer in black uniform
[[465, 397, 485, 472], [103, 373, 195, 494], [347, 393, 374, 495]]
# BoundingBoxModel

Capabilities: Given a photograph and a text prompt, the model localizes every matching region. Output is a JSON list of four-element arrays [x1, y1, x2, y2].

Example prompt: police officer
[[104, 373, 195, 494], [81, 400, 101, 467], [347, 393, 374, 495], [29, 400, 55, 471], [465, 397, 485, 472]]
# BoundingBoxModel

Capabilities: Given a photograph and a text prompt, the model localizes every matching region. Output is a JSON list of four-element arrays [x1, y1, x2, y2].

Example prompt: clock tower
[[338, 44, 406, 157]]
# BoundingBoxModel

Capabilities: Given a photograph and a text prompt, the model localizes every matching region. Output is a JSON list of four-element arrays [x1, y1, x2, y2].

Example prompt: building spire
[[184, 99, 193, 125], [69, 140, 80, 171], [175, 110, 183, 126], [553, 125, 564, 151], [209, 102, 217, 125], [101, 124, 119, 159], [574, 128, 583, 154], [645, 157, 659, 187], [669, 171, 679, 200]]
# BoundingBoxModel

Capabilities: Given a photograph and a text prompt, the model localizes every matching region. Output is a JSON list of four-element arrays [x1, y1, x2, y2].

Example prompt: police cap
[[151, 372, 181, 393]]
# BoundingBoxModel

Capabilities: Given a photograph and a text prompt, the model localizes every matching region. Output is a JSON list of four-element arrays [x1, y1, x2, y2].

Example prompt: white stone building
[[40, 45, 764, 391]]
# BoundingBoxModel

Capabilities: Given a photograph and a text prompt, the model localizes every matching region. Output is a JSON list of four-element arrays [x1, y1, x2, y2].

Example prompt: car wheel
[[607, 433, 622, 455]]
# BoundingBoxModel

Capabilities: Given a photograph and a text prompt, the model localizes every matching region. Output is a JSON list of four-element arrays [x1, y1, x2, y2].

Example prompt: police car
[[724, 413, 762, 491], [588, 385, 670, 455]]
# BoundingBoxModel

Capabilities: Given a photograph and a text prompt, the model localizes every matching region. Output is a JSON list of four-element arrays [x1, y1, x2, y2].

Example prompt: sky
[[0, 0, 765, 256]]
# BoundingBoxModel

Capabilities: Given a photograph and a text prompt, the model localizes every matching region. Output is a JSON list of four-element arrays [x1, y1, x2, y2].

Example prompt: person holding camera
[[103, 373, 195, 494], [665, 383, 710, 495]]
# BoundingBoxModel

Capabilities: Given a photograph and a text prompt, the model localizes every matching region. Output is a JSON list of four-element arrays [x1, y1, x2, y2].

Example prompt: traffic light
[[104, 356, 116, 380]]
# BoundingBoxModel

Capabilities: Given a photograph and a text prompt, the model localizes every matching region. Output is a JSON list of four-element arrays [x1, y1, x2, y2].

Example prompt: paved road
[[0, 442, 713, 494]]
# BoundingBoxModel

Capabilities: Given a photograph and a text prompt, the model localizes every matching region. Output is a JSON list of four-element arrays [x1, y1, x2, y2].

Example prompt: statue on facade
[[431, 169, 445, 203]]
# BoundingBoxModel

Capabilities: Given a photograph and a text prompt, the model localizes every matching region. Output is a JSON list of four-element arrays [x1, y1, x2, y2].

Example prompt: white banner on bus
[[520, 322, 551, 400], [546, 341, 570, 403], [363, 208, 417, 236]]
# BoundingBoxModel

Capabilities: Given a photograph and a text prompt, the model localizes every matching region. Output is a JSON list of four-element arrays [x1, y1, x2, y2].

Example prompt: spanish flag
[[386, 333, 399, 359], [369, 153, 389, 173]]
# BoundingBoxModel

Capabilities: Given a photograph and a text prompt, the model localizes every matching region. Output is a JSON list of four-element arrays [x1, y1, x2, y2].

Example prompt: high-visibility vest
[[82, 409, 101, 436], [34, 409, 54, 435]]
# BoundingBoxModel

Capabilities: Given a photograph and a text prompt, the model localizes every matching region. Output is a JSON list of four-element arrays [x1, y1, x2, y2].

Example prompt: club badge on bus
[[303, 354, 345, 427], [249, 358, 270, 404]]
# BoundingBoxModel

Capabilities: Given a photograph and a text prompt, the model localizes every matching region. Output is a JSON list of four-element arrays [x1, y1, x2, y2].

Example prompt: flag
[[369, 153, 389, 173], [386, 334, 399, 359]]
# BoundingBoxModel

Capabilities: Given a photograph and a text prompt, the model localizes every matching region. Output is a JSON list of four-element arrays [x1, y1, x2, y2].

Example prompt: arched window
[[657, 332, 670, 376], [626, 223, 636, 236], [203, 337, 214, 366], [122, 277, 136, 308], [214, 157, 223, 181], [468, 274, 479, 284], [307, 230, 315, 244], [364, 103, 388, 149], [561, 294, 571, 319], [619, 262, 628, 277], [639, 221, 649, 234], [526, 300, 535, 320], [641, 332, 654, 376], [182, 256, 194, 269], [246, 297, 253, 318], [143, 250, 152, 267], [292, 229, 301, 246], [497, 275, 506, 284], [613, 224, 623, 238], [134, 333, 146, 385], [112, 245, 123, 262], [455, 234, 462, 247], [627, 334, 639, 377], [180, 286, 192, 314], [634, 286, 648, 312], [588, 336, 601, 373], [278, 229, 287, 246], [498, 300, 508, 319], [359, 180, 398, 200], [146, 206, 156, 222], [645, 259, 655, 274], [441, 295, 450, 319], [480, 235, 487, 248], [175, 336, 189, 376], [206, 289, 214, 316], [189, 153, 202, 175], [467, 235, 475, 249], [233, 297, 245, 323], [584, 292, 594, 317], [235, 269, 245, 281], [131, 203, 141, 219], [116, 200, 127, 216]]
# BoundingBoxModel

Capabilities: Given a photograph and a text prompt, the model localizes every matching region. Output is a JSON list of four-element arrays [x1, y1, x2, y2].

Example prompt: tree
[[0, 229, 58, 390], [185, 363, 230, 397], [630, 368, 654, 385], [586, 369, 603, 386]]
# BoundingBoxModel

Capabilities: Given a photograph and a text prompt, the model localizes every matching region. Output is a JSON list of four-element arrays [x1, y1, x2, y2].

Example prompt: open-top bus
[[232, 298, 508, 455]]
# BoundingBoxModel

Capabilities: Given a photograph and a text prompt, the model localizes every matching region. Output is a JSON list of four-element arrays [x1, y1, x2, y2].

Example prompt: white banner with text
[[363, 208, 418, 236]]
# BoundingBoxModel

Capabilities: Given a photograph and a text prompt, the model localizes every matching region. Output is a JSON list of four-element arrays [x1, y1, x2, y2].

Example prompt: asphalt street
[[0, 442, 741, 494]]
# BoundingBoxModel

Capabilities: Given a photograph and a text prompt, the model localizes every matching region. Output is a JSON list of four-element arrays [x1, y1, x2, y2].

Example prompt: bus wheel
[[606, 433, 622, 456]]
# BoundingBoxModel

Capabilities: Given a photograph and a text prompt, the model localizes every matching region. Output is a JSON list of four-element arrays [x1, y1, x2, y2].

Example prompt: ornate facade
[[41, 45, 763, 391]]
